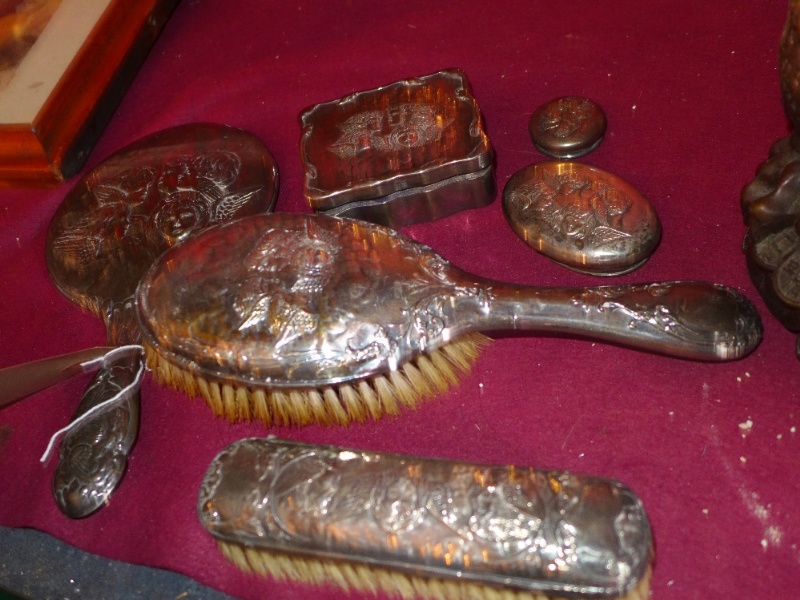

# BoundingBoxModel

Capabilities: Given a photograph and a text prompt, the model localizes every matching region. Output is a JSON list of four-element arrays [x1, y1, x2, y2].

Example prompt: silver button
[[529, 97, 606, 159]]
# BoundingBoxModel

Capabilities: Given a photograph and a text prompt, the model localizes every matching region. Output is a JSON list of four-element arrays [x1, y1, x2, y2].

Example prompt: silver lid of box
[[300, 69, 494, 213]]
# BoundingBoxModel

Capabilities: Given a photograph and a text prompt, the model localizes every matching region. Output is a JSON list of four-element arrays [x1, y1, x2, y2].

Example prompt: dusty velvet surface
[[0, 2, 797, 599]]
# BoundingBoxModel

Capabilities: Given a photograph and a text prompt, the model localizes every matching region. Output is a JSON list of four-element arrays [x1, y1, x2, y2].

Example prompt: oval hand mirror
[[44, 122, 278, 517]]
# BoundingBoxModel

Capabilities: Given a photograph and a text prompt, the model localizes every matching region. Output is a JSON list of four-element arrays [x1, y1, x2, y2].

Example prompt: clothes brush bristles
[[144, 333, 490, 426], [216, 540, 653, 600]]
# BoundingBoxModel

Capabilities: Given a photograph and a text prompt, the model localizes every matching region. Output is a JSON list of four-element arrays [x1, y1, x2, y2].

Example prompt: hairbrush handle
[[469, 280, 762, 361], [199, 437, 653, 598], [0, 346, 114, 408]]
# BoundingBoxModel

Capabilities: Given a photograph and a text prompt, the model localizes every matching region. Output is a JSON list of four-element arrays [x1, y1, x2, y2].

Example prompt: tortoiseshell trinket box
[[299, 69, 495, 228]]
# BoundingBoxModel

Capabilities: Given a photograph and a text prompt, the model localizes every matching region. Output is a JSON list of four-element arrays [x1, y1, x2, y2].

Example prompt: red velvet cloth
[[0, 2, 797, 599]]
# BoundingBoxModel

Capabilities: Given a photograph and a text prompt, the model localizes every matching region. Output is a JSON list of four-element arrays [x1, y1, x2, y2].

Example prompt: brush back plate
[[136, 212, 486, 388]]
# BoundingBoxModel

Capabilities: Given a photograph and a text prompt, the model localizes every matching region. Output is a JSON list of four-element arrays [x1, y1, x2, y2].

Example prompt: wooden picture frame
[[0, 0, 179, 186]]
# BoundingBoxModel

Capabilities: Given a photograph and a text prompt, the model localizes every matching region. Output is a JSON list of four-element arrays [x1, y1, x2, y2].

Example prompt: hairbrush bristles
[[144, 332, 490, 426], [217, 540, 652, 600]]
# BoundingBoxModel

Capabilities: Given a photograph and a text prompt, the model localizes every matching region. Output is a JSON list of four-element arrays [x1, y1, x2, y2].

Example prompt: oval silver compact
[[503, 162, 661, 275]]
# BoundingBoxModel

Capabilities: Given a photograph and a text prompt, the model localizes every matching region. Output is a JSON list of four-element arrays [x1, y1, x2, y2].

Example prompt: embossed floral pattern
[[199, 438, 652, 595]]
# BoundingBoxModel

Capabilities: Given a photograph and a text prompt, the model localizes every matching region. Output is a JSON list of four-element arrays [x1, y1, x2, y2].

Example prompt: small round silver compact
[[503, 161, 661, 276], [529, 97, 606, 159]]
